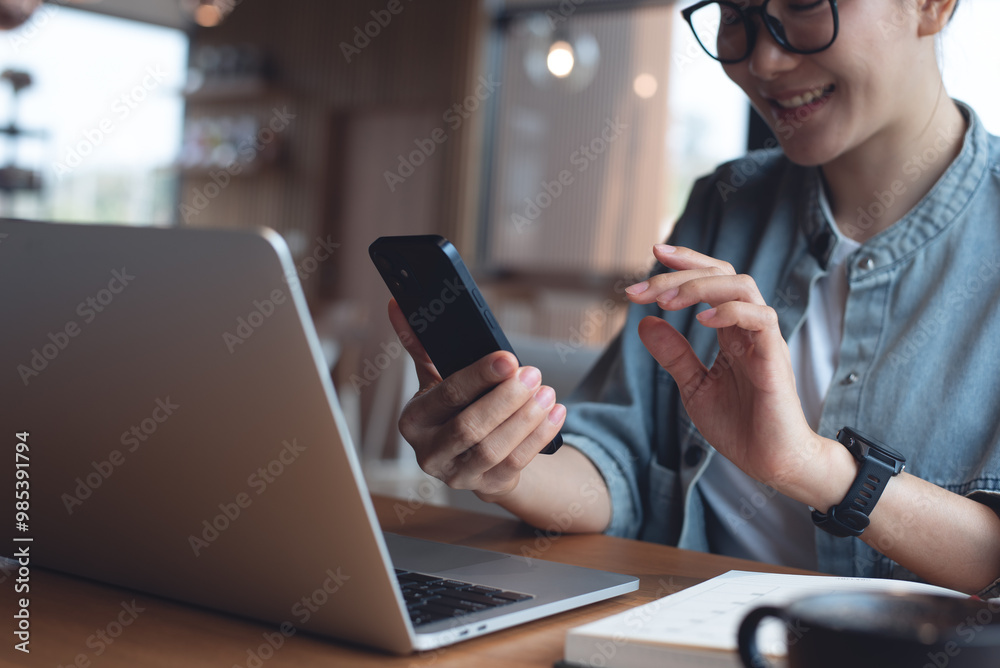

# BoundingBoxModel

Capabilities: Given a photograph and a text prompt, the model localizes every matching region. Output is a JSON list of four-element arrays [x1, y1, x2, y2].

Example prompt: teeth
[[776, 85, 831, 109]]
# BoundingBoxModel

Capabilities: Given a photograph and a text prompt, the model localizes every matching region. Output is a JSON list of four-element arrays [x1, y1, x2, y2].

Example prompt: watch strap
[[811, 451, 898, 538]]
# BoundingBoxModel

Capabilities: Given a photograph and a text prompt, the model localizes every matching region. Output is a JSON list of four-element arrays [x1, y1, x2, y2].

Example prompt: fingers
[[404, 351, 520, 426], [388, 297, 527, 417], [396, 350, 566, 495], [434, 364, 542, 455], [696, 301, 785, 361], [389, 293, 563, 495], [387, 298, 440, 388], [630, 272, 766, 309], [652, 243, 736, 274], [696, 300, 779, 333], [625, 246, 765, 310], [624, 245, 735, 302], [637, 316, 709, 401], [442, 388, 567, 493], [416, 378, 564, 485]]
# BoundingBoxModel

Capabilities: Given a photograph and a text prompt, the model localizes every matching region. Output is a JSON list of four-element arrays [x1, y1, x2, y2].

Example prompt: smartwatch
[[811, 427, 906, 538]]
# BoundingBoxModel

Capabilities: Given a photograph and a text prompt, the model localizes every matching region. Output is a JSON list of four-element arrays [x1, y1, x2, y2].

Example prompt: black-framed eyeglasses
[[681, 0, 840, 64]]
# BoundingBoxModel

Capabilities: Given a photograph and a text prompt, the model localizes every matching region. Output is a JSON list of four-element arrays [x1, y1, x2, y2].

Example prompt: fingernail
[[696, 307, 717, 322], [548, 403, 566, 425], [654, 244, 676, 254], [656, 287, 679, 305], [492, 355, 516, 377], [519, 366, 541, 388], [625, 281, 649, 296], [534, 386, 555, 408]]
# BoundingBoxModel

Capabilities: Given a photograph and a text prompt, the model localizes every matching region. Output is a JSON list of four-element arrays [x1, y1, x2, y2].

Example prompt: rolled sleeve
[[977, 577, 1000, 601], [559, 299, 665, 540], [967, 489, 1000, 516], [968, 490, 1000, 600], [562, 433, 640, 538]]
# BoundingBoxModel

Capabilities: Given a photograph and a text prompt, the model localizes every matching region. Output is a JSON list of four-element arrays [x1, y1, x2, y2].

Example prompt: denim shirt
[[562, 102, 1000, 598]]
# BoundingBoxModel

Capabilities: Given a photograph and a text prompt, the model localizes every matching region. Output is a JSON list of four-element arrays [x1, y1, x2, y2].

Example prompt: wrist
[[812, 427, 908, 537], [473, 475, 523, 505], [813, 438, 861, 512], [776, 434, 858, 511]]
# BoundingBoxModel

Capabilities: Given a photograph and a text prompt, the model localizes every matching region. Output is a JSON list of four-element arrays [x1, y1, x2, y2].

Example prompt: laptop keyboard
[[395, 569, 534, 627]]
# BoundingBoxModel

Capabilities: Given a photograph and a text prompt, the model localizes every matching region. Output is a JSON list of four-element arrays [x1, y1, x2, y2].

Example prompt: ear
[[916, 0, 958, 37]]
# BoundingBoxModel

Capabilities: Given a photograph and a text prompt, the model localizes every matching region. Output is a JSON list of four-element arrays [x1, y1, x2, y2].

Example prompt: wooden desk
[[9, 496, 814, 668]]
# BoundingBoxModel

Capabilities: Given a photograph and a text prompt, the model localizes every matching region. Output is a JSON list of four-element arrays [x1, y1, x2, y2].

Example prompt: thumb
[[387, 298, 442, 388], [637, 316, 709, 401]]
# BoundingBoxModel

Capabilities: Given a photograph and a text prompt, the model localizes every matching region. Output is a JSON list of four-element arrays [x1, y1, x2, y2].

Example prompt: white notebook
[[563, 570, 965, 668]]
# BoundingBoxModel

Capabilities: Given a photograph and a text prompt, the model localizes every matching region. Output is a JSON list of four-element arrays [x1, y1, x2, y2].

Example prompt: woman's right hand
[[387, 299, 566, 499]]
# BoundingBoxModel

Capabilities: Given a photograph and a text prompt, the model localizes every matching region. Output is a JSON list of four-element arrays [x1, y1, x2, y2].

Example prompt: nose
[[746, 26, 800, 81]]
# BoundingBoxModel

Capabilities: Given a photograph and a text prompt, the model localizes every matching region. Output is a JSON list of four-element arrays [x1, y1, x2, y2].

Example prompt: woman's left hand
[[627, 244, 1000, 596], [626, 244, 829, 498]]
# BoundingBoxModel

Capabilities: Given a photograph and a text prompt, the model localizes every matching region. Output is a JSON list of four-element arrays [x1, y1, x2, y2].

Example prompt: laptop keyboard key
[[436, 595, 488, 611], [467, 585, 501, 594], [396, 570, 535, 626], [449, 590, 510, 607], [491, 590, 533, 602], [440, 579, 471, 589], [398, 572, 444, 584]]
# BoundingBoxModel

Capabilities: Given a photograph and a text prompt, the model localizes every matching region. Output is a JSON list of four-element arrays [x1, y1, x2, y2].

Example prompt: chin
[[774, 141, 835, 167], [764, 125, 844, 166]]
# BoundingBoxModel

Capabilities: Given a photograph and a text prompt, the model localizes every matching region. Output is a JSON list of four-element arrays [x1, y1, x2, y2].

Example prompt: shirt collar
[[798, 100, 989, 274]]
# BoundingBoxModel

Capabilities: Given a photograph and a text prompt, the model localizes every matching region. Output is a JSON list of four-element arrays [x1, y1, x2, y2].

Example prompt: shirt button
[[857, 256, 875, 271], [842, 372, 860, 385], [683, 446, 703, 467]]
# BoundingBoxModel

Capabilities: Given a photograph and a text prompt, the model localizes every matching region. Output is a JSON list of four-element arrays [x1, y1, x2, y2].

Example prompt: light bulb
[[633, 73, 658, 99], [547, 40, 575, 78]]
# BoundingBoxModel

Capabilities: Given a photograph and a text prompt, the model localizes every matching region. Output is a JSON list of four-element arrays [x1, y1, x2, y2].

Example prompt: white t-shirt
[[698, 194, 860, 570]]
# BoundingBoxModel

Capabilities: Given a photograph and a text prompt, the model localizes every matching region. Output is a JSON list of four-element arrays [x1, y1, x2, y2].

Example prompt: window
[[479, 3, 748, 345], [484, 5, 675, 280], [0, 6, 187, 223], [940, 1, 1000, 135]]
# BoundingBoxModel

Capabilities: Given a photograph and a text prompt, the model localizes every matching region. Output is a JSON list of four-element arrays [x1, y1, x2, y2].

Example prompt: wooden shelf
[[183, 78, 280, 102]]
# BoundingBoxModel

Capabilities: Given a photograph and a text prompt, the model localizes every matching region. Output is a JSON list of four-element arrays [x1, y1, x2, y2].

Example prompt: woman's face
[[721, 0, 942, 166]]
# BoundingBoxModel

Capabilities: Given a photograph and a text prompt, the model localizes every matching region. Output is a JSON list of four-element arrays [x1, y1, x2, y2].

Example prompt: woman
[[388, 0, 1000, 597]]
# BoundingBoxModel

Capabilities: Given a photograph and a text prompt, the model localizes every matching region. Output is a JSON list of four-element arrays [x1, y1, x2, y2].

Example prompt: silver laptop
[[0, 219, 637, 654]]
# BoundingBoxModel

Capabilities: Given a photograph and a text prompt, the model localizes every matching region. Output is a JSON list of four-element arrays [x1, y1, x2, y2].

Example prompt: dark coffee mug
[[738, 591, 1000, 668]]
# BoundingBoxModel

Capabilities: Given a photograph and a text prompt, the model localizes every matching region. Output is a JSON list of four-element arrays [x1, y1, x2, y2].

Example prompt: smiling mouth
[[771, 84, 836, 110]]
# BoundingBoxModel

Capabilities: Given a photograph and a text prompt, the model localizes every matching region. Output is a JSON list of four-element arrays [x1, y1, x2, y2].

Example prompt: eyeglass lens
[[687, 0, 836, 63]]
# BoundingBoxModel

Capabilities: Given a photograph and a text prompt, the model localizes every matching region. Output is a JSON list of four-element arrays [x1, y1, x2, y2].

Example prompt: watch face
[[839, 427, 906, 470]]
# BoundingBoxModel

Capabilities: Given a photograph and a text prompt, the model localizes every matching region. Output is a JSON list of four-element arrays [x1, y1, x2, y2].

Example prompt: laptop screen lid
[[2, 219, 417, 652], [0, 219, 637, 654]]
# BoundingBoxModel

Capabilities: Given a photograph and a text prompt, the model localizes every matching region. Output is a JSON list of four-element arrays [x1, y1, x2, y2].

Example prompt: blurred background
[[3, 0, 998, 512]]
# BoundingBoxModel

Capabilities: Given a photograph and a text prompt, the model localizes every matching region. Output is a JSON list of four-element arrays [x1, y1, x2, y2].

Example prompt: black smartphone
[[369, 234, 562, 455]]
